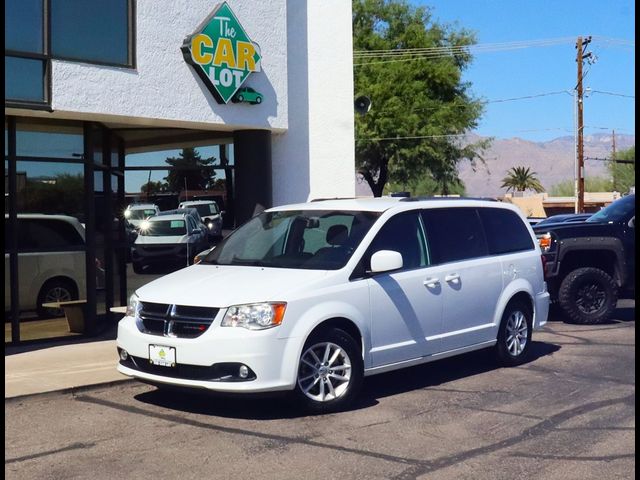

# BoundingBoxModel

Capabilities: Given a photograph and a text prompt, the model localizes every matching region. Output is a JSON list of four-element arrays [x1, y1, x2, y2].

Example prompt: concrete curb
[[4, 378, 135, 404]]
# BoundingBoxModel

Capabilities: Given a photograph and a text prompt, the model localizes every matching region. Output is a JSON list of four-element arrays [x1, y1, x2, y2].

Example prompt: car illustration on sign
[[231, 87, 263, 104]]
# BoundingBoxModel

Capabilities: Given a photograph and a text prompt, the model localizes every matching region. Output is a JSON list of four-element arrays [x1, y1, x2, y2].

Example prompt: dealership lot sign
[[182, 2, 262, 104]]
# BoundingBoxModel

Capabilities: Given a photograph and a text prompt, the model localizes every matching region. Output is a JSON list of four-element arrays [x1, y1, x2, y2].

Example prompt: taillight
[[538, 233, 552, 252]]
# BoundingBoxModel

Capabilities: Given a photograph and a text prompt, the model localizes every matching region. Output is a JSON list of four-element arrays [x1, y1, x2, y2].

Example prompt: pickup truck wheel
[[558, 267, 618, 324], [294, 328, 363, 414]]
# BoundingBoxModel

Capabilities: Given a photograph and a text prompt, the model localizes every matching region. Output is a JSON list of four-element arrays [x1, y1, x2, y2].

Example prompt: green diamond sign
[[182, 2, 262, 104]]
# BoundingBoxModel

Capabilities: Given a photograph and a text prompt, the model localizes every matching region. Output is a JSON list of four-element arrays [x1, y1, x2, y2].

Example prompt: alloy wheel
[[297, 342, 352, 402], [505, 310, 528, 356]]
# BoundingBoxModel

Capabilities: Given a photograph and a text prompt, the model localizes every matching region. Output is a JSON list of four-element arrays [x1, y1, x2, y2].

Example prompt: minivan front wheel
[[495, 301, 532, 366], [294, 328, 363, 413]]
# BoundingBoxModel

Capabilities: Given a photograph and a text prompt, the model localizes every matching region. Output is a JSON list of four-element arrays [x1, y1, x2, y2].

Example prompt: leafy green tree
[[608, 146, 635, 194], [501, 166, 545, 193], [353, 0, 489, 197], [19, 173, 84, 217], [140, 180, 169, 196], [550, 176, 613, 196], [384, 172, 466, 196], [164, 148, 217, 192]]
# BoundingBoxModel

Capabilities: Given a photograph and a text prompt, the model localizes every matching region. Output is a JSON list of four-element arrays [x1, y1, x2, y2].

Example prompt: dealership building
[[5, 0, 356, 343]]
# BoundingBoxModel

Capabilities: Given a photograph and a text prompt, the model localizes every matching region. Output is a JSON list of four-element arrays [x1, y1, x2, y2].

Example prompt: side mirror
[[370, 250, 403, 273], [191, 228, 201, 235]]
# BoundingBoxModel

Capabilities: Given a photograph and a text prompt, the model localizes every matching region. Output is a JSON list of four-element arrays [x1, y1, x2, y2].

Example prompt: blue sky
[[413, 0, 635, 142]]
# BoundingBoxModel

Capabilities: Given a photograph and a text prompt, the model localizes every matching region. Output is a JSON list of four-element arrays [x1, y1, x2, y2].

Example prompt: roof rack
[[399, 196, 499, 202], [309, 197, 358, 202]]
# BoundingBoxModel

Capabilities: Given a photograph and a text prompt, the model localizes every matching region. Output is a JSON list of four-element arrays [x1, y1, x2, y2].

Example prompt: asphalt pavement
[[5, 299, 635, 480]]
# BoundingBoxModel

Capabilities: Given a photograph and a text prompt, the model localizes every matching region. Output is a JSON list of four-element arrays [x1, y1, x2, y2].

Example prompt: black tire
[[495, 301, 533, 366], [293, 327, 363, 414], [558, 267, 618, 324], [36, 278, 78, 318], [132, 262, 145, 274]]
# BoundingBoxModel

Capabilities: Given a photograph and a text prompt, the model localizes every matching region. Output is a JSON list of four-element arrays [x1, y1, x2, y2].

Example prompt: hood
[[533, 220, 617, 238], [135, 264, 330, 307]]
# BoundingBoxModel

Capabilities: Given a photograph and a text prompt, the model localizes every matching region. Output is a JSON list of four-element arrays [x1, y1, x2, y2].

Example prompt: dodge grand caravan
[[117, 198, 549, 412]]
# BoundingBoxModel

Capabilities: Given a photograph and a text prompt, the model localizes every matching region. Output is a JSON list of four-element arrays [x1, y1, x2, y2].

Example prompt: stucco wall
[[51, 0, 288, 131], [271, 0, 355, 205]]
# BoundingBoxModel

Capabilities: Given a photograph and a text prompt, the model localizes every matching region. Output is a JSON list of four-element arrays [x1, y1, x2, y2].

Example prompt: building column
[[233, 130, 272, 226]]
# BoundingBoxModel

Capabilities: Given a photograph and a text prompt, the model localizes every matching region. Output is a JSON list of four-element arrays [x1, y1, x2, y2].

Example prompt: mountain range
[[458, 133, 635, 197]]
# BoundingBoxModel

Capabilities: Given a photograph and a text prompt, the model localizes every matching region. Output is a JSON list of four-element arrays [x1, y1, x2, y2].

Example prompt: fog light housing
[[239, 365, 249, 379], [119, 349, 129, 361]]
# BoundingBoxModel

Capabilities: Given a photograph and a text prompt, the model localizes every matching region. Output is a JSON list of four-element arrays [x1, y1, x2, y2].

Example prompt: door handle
[[444, 273, 460, 283], [423, 277, 440, 287]]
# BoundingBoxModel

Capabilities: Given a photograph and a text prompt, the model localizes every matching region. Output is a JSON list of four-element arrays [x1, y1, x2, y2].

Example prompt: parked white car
[[124, 203, 160, 229], [5, 214, 88, 318], [117, 198, 549, 412], [131, 213, 209, 274]]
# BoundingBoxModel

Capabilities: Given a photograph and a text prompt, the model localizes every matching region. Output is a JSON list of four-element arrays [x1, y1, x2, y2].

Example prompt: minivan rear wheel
[[36, 279, 78, 318], [495, 301, 532, 366], [294, 328, 363, 413]]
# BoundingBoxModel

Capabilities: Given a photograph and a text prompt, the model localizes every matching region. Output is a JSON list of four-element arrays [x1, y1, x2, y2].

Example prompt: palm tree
[[501, 166, 545, 193]]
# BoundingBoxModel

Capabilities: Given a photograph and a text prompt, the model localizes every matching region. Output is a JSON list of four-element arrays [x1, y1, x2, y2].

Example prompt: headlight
[[126, 293, 141, 317], [221, 302, 287, 330], [207, 222, 214, 229], [537, 232, 553, 252]]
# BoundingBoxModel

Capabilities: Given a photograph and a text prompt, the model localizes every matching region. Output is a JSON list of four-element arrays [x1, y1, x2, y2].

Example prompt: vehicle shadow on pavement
[[132, 341, 560, 420], [546, 303, 635, 325]]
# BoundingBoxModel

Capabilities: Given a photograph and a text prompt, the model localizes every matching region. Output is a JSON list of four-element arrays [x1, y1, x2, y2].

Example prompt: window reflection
[[5, 56, 45, 103], [16, 120, 83, 158]]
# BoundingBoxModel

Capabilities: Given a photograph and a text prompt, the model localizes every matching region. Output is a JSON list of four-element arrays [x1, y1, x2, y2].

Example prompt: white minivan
[[117, 198, 549, 412]]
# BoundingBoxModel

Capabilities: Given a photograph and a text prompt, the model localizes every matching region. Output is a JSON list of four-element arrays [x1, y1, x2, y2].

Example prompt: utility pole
[[612, 129, 616, 159], [575, 36, 592, 213]]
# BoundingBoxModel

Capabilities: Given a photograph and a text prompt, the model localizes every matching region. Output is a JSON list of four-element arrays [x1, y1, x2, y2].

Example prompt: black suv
[[533, 194, 635, 324]]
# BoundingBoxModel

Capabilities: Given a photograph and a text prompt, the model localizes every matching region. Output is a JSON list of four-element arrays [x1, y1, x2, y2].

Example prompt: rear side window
[[478, 208, 534, 254], [18, 218, 84, 250], [421, 208, 488, 264]]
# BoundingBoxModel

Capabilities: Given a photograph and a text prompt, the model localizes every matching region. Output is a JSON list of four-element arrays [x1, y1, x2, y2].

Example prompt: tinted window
[[5, 0, 43, 53], [478, 208, 534, 254], [51, 0, 130, 65], [5, 56, 44, 102], [421, 208, 488, 264], [365, 211, 427, 270], [141, 220, 186, 236], [586, 194, 635, 223], [18, 218, 84, 250]]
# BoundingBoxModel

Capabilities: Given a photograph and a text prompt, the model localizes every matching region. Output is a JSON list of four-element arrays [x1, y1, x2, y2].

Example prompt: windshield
[[127, 208, 156, 220], [140, 219, 186, 236], [202, 210, 380, 269], [191, 204, 218, 216], [586, 195, 635, 223]]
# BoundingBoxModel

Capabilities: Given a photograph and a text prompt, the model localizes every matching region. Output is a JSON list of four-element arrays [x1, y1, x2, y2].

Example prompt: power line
[[585, 157, 635, 164], [590, 90, 635, 99]]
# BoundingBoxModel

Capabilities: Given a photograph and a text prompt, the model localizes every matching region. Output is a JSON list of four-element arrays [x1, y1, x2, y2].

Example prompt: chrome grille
[[138, 301, 218, 338]]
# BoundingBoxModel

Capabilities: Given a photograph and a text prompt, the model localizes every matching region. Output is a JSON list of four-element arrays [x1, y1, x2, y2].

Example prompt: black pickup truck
[[533, 194, 635, 324]]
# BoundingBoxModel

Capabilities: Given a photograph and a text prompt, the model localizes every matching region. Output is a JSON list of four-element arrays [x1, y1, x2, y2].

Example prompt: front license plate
[[149, 344, 176, 367]]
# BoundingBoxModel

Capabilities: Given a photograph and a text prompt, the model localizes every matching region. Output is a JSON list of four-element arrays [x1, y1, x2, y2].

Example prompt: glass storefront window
[[16, 120, 83, 159], [16, 161, 85, 220], [5, 0, 44, 54], [5, 56, 45, 103], [50, 0, 130, 66]]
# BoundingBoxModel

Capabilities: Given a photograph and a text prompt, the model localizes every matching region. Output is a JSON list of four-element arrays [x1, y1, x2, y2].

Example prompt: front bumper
[[116, 315, 300, 393]]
